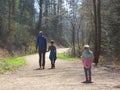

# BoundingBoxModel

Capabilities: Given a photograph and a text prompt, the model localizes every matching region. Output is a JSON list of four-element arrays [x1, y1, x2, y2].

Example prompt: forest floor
[[0, 48, 120, 90]]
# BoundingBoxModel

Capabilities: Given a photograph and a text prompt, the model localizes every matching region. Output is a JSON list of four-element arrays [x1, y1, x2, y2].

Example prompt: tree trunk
[[72, 23, 76, 57], [12, 0, 16, 20], [8, 0, 11, 32], [93, 0, 101, 66], [97, 0, 101, 62], [37, 0, 43, 32]]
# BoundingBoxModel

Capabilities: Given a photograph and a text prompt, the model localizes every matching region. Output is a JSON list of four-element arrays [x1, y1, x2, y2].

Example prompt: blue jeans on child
[[84, 67, 91, 80]]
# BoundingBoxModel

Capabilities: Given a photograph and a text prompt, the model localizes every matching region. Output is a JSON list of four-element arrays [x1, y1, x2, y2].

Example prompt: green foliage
[[0, 0, 36, 56], [0, 57, 26, 72], [14, 24, 30, 49], [79, 0, 120, 61], [57, 53, 78, 61], [102, 0, 120, 56]]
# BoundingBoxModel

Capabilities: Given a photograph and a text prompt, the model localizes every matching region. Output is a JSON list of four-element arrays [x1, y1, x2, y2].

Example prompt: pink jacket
[[81, 57, 94, 68]]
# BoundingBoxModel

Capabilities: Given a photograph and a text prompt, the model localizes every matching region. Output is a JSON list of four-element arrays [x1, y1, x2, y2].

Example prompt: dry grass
[[0, 49, 9, 60], [114, 60, 120, 68]]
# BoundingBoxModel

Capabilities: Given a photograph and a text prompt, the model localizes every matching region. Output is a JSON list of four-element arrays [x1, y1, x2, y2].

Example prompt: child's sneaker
[[82, 80, 89, 83]]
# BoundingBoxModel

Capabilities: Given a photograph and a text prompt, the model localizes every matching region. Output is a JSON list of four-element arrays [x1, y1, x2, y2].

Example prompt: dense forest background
[[0, 0, 120, 65]]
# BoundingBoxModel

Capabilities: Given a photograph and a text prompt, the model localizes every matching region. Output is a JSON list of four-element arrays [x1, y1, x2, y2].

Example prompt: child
[[48, 40, 57, 69], [81, 45, 94, 83]]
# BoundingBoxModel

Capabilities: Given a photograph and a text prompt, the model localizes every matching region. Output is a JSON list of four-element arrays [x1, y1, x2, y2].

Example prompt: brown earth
[[0, 48, 120, 90]]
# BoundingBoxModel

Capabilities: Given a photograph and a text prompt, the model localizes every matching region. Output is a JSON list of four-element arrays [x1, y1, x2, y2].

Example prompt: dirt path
[[0, 48, 120, 90]]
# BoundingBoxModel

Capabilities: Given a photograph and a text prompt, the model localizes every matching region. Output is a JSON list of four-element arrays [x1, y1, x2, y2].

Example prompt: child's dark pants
[[50, 58, 56, 68], [84, 67, 91, 81]]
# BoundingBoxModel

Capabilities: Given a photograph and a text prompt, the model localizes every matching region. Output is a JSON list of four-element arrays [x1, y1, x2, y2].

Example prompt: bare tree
[[37, 0, 43, 32], [93, 0, 101, 66]]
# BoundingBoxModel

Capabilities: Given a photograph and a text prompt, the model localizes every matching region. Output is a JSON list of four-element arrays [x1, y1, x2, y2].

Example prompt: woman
[[36, 31, 47, 69], [81, 45, 94, 83]]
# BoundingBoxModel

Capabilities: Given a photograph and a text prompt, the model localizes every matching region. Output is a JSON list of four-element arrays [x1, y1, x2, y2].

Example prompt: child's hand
[[36, 48, 38, 52]]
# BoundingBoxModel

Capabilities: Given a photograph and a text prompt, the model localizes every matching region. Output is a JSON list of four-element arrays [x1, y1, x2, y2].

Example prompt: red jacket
[[81, 57, 94, 68]]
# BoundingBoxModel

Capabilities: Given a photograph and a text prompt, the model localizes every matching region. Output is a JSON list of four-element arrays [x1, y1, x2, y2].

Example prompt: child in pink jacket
[[81, 45, 94, 83]]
